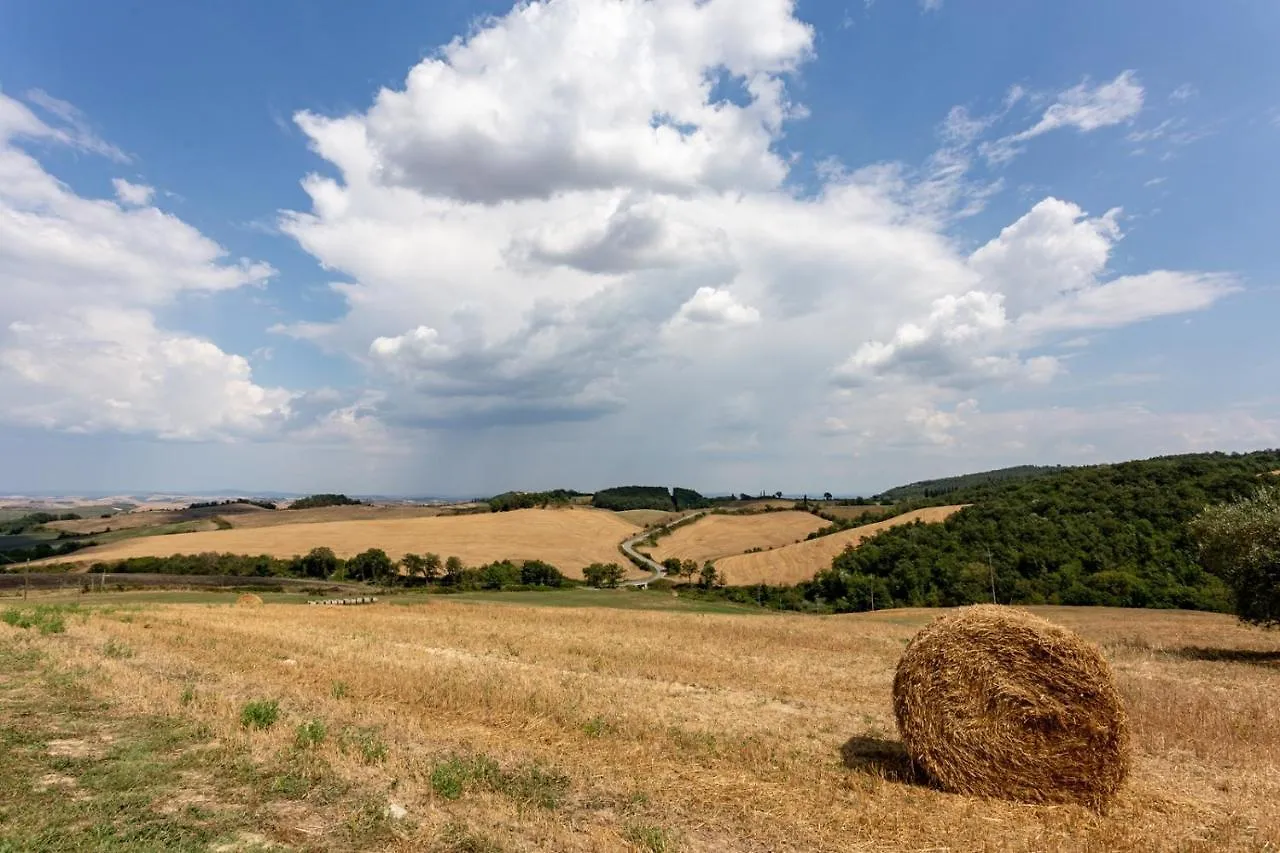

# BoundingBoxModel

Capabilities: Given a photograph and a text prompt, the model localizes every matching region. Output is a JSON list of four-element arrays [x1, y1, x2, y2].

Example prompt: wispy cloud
[[25, 89, 130, 162], [982, 71, 1144, 164]]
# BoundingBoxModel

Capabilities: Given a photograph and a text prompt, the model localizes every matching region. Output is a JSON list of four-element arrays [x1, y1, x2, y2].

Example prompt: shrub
[[295, 719, 327, 750], [240, 699, 281, 730]]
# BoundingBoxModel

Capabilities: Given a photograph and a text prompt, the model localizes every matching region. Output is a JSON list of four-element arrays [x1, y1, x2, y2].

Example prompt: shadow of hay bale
[[1171, 646, 1280, 668], [839, 736, 929, 786]]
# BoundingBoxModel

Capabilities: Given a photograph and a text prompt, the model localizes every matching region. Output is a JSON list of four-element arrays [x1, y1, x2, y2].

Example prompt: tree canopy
[[1190, 484, 1280, 626], [806, 451, 1280, 614]]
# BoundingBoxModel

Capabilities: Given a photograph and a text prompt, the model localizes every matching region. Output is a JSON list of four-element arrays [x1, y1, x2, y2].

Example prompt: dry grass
[[894, 605, 1130, 808], [48, 507, 639, 578], [225, 503, 479, 530], [614, 509, 683, 528], [715, 505, 967, 585], [8, 601, 1279, 851], [645, 511, 828, 564]]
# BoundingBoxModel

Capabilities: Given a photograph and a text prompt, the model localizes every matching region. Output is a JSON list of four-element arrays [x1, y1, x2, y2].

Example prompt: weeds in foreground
[[624, 823, 676, 852], [1, 604, 73, 635], [240, 699, 280, 730], [436, 820, 504, 853], [429, 753, 569, 809], [102, 639, 134, 659], [338, 725, 387, 764], [295, 718, 328, 750]]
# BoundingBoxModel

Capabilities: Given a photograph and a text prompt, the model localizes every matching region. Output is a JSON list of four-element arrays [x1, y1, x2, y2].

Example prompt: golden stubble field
[[8, 601, 1279, 851], [50, 508, 640, 578], [715, 506, 968, 585], [644, 511, 829, 564]]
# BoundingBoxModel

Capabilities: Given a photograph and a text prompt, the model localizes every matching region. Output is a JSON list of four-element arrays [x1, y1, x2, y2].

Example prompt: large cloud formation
[[0, 0, 1254, 486], [0, 92, 291, 439], [278, 0, 1232, 457]]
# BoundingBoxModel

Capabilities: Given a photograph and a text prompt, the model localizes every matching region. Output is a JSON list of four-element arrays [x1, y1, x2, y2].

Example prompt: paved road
[[620, 510, 709, 586]]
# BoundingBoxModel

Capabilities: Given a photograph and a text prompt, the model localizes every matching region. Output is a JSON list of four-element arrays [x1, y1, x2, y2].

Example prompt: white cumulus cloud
[[0, 91, 290, 440]]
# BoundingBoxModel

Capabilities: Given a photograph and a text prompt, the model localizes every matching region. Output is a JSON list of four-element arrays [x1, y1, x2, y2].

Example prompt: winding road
[[620, 510, 709, 586]]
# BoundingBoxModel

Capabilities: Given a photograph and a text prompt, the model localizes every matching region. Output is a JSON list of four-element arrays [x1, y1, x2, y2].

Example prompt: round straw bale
[[235, 593, 264, 608], [892, 605, 1130, 808]]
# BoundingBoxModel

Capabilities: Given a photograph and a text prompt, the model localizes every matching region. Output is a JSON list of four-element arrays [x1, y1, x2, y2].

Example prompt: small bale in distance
[[892, 605, 1130, 809], [236, 593, 264, 609]]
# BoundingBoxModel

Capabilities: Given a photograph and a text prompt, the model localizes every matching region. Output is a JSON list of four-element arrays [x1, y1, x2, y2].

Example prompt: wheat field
[[714, 505, 967, 585], [49, 507, 639, 577], [7, 599, 1278, 851], [644, 511, 829, 564]]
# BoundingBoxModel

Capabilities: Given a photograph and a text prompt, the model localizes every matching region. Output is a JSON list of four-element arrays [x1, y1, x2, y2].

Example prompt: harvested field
[[3, 601, 1277, 851], [644, 510, 828, 564], [224, 503, 482, 530], [715, 505, 967, 585], [43, 508, 638, 578], [613, 509, 682, 527]]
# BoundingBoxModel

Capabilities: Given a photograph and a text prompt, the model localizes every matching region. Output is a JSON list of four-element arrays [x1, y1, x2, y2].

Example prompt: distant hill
[[878, 465, 1061, 501]]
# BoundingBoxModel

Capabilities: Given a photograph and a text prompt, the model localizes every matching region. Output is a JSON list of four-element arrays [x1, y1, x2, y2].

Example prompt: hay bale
[[235, 593, 264, 608], [892, 605, 1130, 808]]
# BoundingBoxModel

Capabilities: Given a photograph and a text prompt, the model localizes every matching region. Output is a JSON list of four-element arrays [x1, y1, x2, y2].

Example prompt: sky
[[1, 0, 1278, 497]]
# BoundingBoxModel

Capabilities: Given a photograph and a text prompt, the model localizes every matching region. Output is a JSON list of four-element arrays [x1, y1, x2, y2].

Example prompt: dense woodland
[[591, 486, 710, 512], [877, 465, 1061, 501], [288, 493, 363, 510], [487, 489, 584, 512], [806, 451, 1280, 613]]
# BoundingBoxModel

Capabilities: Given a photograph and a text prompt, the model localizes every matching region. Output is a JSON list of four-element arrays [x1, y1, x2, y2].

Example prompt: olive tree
[[1189, 485, 1280, 627]]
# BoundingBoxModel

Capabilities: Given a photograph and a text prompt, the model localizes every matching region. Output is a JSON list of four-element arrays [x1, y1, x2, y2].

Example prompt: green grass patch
[[623, 823, 676, 852], [338, 725, 387, 764], [429, 752, 569, 809], [294, 718, 327, 750], [0, 604, 76, 634], [239, 699, 280, 730]]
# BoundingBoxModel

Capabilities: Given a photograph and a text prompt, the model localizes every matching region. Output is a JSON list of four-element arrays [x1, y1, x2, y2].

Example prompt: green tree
[[519, 559, 564, 587], [443, 555, 466, 586], [422, 552, 442, 582], [300, 546, 339, 579], [1190, 485, 1280, 626], [583, 562, 626, 588], [680, 559, 698, 584], [823, 492, 833, 502], [661, 557, 682, 577], [698, 561, 722, 589], [348, 548, 395, 584], [400, 553, 426, 579]]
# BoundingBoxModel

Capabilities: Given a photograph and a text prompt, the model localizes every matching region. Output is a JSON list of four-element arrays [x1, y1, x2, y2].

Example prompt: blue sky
[[1, 0, 1277, 497]]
